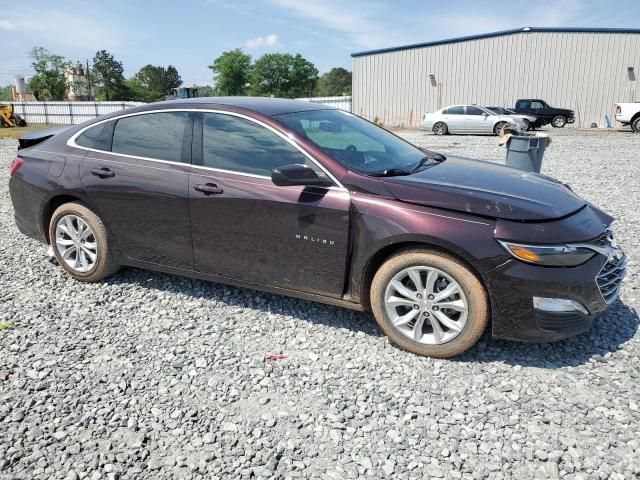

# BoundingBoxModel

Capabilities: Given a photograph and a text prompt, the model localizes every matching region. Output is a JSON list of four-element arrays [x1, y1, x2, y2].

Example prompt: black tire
[[49, 201, 119, 282], [433, 122, 448, 136], [522, 119, 531, 131], [552, 115, 567, 128], [493, 121, 507, 136], [370, 249, 489, 358], [632, 116, 640, 133]]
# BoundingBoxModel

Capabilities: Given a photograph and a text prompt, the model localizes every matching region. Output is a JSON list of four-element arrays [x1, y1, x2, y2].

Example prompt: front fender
[[347, 193, 505, 304]]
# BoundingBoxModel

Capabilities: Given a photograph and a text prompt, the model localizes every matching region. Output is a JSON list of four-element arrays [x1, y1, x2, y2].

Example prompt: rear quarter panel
[[11, 134, 92, 243]]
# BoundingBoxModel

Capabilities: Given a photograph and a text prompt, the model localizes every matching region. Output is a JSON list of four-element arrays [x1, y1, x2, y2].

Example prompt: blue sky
[[1, 0, 639, 86]]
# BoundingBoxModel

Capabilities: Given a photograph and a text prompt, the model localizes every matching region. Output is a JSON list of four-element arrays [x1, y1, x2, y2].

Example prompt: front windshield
[[275, 109, 431, 175]]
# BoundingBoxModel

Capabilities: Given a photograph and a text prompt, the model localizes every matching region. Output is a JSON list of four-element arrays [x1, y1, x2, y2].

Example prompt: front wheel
[[49, 201, 119, 282], [493, 121, 507, 136], [552, 115, 567, 128], [370, 249, 489, 358], [432, 122, 448, 136], [632, 117, 640, 133]]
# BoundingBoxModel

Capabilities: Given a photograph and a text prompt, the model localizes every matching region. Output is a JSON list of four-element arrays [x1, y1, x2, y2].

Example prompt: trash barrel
[[505, 135, 548, 173]]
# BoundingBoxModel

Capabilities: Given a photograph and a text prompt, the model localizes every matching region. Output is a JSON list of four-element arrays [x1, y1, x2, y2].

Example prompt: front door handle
[[91, 167, 115, 178], [194, 183, 223, 195]]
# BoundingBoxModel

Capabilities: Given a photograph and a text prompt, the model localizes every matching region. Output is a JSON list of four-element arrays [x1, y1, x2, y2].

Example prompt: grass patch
[[0, 124, 50, 140], [0, 321, 14, 331]]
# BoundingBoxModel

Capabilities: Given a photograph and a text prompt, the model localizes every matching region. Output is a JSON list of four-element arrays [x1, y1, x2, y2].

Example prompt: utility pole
[[86, 59, 92, 100]]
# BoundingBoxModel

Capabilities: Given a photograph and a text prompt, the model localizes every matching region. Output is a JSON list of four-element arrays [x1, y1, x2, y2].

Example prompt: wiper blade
[[368, 168, 413, 177], [412, 150, 446, 172]]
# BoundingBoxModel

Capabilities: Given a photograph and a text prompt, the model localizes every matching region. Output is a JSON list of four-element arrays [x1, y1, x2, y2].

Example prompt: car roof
[[150, 96, 336, 116]]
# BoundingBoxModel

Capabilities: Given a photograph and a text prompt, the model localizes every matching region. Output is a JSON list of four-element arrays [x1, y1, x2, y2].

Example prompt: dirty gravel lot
[[1, 129, 639, 480]]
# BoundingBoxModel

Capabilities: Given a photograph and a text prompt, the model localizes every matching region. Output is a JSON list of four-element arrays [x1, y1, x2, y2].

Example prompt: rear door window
[[112, 112, 189, 162], [516, 100, 530, 110]]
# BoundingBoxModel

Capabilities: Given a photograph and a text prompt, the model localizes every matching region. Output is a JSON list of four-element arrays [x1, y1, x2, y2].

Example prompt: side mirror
[[271, 164, 332, 187]]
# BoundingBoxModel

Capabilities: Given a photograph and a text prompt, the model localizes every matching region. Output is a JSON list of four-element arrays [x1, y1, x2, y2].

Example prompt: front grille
[[596, 254, 626, 304]]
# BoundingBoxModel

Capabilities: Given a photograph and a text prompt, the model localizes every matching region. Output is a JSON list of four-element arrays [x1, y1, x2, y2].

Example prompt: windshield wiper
[[368, 168, 413, 177], [411, 150, 446, 172]]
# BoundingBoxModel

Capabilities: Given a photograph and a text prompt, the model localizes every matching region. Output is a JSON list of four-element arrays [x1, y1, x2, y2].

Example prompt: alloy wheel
[[383, 266, 468, 345], [433, 123, 447, 135], [54, 214, 98, 273]]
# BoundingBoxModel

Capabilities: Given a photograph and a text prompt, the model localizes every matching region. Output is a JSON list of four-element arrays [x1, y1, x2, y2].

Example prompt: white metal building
[[351, 27, 640, 128]]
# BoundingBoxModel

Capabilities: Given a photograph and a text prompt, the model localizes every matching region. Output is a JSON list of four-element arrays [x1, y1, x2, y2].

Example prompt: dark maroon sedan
[[9, 98, 626, 357]]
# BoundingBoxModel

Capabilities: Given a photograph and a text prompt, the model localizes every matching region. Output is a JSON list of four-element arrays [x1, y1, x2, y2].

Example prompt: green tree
[[132, 64, 183, 101], [249, 53, 317, 98], [125, 77, 158, 103], [196, 85, 216, 97], [27, 47, 69, 100], [315, 67, 352, 96], [165, 65, 182, 91], [208, 49, 252, 96], [92, 50, 128, 100], [0, 85, 13, 101]]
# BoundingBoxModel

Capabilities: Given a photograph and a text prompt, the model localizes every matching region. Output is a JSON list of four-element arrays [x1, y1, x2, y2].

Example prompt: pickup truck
[[615, 103, 640, 132], [514, 99, 575, 128]]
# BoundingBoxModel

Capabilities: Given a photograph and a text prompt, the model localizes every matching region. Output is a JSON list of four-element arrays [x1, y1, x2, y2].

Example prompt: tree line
[[1, 46, 351, 102], [209, 48, 351, 98], [19, 47, 183, 102]]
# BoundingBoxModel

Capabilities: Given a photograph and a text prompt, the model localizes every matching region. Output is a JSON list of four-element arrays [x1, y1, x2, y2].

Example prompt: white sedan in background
[[485, 106, 538, 130], [420, 105, 526, 136]]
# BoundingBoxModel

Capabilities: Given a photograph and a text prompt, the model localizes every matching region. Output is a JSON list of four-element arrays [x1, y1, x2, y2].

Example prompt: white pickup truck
[[615, 103, 640, 132]]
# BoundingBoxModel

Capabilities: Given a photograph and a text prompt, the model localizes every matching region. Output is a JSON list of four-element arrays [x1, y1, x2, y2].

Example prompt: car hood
[[380, 156, 586, 221]]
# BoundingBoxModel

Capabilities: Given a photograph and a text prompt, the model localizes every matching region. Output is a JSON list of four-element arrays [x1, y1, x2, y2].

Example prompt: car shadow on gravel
[[106, 268, 636, 367], [104, 268, 384, 338], [455, 300, 639, 368]]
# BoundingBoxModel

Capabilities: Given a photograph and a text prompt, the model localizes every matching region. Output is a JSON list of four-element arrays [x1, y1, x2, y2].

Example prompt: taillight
[[10, 157, 24, 176], [615, 105, 621, 114]]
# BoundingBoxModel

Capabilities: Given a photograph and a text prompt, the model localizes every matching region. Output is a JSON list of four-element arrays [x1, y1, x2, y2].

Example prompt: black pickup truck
[[514, 99, 575, 128]]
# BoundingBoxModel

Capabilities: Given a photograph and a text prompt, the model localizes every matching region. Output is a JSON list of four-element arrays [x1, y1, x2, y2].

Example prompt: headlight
[[498, 241, 596, 267]]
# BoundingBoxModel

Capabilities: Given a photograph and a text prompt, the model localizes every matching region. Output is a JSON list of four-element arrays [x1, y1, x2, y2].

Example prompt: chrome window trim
[[66, 108, 347, 191]]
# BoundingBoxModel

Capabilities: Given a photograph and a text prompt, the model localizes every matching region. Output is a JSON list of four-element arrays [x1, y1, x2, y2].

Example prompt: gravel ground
[[1, 129, 639, 480]]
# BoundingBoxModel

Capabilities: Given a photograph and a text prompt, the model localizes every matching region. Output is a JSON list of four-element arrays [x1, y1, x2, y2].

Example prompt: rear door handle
[[194, 183, 223, 195], [91, 167, 115, 178]]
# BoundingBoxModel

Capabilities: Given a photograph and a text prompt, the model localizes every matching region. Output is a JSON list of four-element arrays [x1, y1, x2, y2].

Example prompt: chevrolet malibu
[[9, 98, 626, 358]]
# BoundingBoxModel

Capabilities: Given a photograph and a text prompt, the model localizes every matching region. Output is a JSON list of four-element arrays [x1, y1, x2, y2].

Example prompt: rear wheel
[[433, 122, 448, 136], [370, 249, 489, 358], [522, 119, 531, 130], [552, 115, 567, 128], [632, 116, 640, 133], [49, 202, 119, 282], [493, 121, 507, 136]]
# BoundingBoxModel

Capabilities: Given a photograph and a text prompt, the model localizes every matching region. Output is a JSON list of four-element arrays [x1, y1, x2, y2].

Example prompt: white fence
[[12, 98, 351, 125], [12, 101, 144, 125], [296, 96, 352, 111]]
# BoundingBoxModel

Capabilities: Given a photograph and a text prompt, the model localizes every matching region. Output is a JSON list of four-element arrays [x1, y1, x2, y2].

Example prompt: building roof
[[351, 27, 640, 57]]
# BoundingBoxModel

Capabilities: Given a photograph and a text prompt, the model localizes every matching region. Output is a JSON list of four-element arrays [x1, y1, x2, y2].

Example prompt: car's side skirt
[[121, 258, 367, 312]]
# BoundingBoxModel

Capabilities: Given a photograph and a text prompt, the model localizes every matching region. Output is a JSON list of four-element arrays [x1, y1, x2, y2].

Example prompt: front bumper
[[487, 248, 626, 342]]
